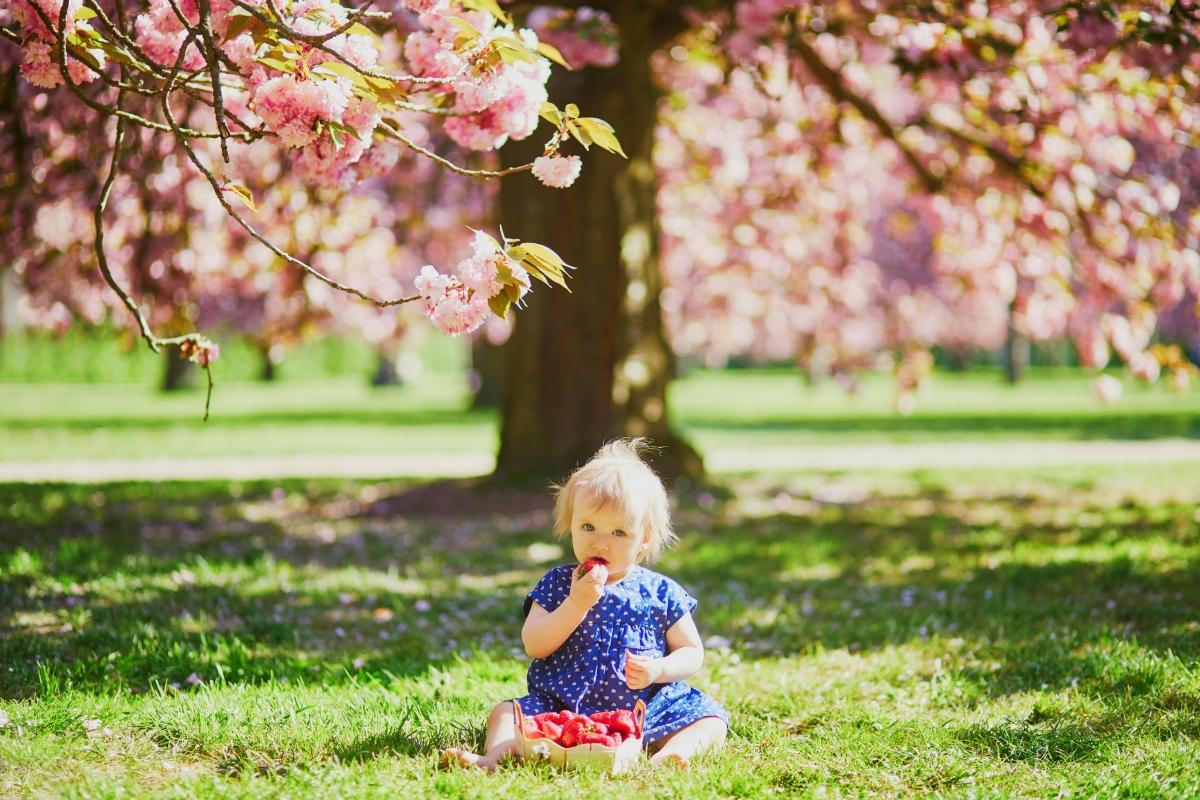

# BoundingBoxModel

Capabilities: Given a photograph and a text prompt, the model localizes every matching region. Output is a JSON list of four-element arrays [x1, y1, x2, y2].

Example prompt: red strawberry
[[521, 719, 546, 739], [592, 710, 637, 736], [575, 557, 608, 578], [539, 720, 563, 741], [560, 719, 586, 748]]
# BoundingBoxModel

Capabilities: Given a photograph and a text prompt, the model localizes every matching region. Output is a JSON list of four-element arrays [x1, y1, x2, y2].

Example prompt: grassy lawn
[[2, 465, 1198, 797], [1, 367, 1198, 464]]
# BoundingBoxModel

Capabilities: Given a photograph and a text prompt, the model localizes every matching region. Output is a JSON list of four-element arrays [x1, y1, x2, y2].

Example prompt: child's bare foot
[[439, 748, 498, 772]]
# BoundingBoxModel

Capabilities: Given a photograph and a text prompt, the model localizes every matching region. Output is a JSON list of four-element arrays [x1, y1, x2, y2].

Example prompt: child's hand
[[567, 562, 608, 611], [625, 650, 664, 690]]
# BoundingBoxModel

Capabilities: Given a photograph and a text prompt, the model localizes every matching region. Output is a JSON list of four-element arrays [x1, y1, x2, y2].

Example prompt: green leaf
[[446, 16, 481, 44], [539, 102, 562, 128], [565, 120, 592, 149], [65, 40, 103, 72], [536, 41, 572, 70], [347, 22, 380, 43], [564, 103, 580, 119], [488, 292, 512, 319], [92, 37, 152, 72], [461, 0, 511, 25], [223, 11, 256, 42], [223, 183, 257, 212], [74, 6, 97, 21], [494, 37, 537, 65], [575, 117, 627, 158], [517, 242, 572, 290], [312, 61, 361, 80], [257, 55, 295, 73]]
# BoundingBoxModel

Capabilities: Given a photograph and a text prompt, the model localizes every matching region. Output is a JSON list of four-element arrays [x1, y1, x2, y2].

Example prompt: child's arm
[[521, 566, 607, 659], [626, 612, 704, 688]]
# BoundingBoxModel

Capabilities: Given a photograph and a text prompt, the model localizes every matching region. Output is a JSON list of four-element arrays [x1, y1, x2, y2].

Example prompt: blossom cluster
[[12, 0, 106, 89], [531, 155, 582, 188], [414, 231, 531, 335], [404, 8, 551, 151]]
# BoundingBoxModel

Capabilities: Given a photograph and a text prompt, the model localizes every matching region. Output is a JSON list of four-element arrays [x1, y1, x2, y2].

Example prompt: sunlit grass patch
[[2, 467, 1198, 797]]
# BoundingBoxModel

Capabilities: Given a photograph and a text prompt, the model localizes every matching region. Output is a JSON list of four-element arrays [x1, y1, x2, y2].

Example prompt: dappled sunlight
[[2, 466, 1198, 795]]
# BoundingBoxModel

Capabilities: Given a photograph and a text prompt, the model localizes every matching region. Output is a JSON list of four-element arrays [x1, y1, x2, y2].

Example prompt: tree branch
[[379, 121, 534, 178], [789, 27, 944, 193]]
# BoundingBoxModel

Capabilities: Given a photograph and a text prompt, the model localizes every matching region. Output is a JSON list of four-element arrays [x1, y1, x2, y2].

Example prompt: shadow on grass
[[2, 475, 1198, 717]]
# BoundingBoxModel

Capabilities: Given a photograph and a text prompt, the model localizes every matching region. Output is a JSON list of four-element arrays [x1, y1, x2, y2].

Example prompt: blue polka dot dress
[[512, 564, 729, 746]]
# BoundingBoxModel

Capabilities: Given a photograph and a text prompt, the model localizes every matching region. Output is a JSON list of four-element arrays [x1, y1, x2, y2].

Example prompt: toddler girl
[[441, 438, 728, 771]]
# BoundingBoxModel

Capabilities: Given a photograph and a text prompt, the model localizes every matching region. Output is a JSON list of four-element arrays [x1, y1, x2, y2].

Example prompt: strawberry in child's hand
[[576, 557, 607, 578]]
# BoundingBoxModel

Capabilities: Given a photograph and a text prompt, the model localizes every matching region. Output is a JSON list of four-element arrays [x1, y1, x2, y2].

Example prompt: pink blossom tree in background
[[3, 0, 1199, 478], [656, 1, 1200, 412], [1, 0, 620, 413]]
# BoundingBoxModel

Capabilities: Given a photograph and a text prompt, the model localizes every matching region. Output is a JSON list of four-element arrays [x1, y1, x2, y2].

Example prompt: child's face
[[569, 491, 649, 582]]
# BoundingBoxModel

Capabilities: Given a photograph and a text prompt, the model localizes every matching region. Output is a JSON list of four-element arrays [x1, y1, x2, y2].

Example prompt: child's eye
[[582, 523, 595, 532], [612, 529, 626, 538]]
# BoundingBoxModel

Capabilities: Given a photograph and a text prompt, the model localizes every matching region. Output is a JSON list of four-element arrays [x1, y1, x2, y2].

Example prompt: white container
[[513, 699, 647, 774]]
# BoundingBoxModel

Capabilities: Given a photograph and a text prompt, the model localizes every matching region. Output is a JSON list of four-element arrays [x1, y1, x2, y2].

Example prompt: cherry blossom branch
[[158, 35, 419, 309], [226, 0, 458, 86], [25, 0, 248, 139], [262, 0, 378, 46], [196, 0, 232, 161], [379, 120, 533, 177], [788, 26, 944, 193], [93, 85, 215, 419]]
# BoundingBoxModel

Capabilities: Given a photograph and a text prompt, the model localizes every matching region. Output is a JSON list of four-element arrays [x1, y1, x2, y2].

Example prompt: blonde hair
[[552, 438, 677, 563]]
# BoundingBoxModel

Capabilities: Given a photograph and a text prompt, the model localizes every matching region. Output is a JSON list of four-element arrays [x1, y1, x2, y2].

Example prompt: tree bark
[[162, 345, 195, 391], [259, 343, 279, 382], [371, 347, 400, 386], [493, 2, 701, 483], [1005, 298, 1028, 383]]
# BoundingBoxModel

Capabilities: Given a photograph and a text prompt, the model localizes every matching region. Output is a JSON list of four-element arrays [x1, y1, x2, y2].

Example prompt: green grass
[[1, 367, 1197, 464], [2, 465, 1198, 797]]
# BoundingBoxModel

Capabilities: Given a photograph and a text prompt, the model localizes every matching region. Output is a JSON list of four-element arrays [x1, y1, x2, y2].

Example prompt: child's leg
[[439, 701, 518, 772], [648, 717, 727, 769]]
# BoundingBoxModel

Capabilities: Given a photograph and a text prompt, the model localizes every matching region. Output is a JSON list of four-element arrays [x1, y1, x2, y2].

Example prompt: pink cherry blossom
[[532, 155, 582, 189], [413, 265, 490, 336]]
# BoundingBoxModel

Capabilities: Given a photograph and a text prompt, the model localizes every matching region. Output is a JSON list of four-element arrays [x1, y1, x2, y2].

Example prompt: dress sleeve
[[661, 576, 699, 630], [522, 565, 571, 619]]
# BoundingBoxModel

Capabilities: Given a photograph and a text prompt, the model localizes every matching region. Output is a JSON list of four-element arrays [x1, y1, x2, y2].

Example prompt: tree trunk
[[162, 345, 195, 391], [372, 347, 400, 386], [259, 343, 279, 382], [947, 347, 969, 372], [1005, 298, 1028, 384], [494, 3, 701, 483]]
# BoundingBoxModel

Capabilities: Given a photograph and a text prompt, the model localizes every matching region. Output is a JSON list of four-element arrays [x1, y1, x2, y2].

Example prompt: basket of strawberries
[[514, 698, 648, 774]]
